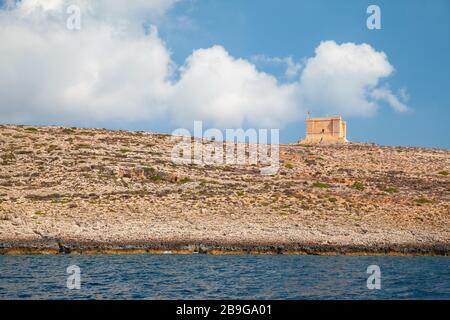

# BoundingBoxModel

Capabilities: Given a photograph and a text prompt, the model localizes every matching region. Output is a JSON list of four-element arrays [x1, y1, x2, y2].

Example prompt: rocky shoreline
[[1, 239, 449, 256]]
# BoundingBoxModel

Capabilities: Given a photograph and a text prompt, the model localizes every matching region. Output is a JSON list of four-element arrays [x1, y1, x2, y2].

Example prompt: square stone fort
[[299, 116, 347, 144]]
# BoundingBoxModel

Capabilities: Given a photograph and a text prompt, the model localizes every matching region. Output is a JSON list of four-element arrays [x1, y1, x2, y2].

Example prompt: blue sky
[[1, 0, 449, 148], [158, 0, 450, 148]]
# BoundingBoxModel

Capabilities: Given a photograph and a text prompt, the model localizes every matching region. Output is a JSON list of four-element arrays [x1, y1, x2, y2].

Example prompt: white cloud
[[0, 1, 408, 129], [168, 46, 300, 127], [299, 40, 408, 117], [370, 87, 409, 112], [8, 0, 178, 20], [251, 54, 303, 79], [88, 0, 179, 20], [0, 0, 175, 123]]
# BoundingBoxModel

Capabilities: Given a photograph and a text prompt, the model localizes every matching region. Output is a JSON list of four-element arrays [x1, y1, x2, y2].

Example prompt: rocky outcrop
[[0, 124, 448, 255]]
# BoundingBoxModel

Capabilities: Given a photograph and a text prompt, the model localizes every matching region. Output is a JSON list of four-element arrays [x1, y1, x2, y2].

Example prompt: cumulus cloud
[[251, 54, 303, 79], [0, 0, 175, 123], [299, 41, 408, 117], [370, 87, 409, 112], [0, 0, 408, 129], [5, 0, 178, 21], [168, 46, 300, 127]]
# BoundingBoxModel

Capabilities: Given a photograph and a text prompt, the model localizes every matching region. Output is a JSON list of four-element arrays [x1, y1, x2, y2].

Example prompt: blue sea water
[[0, 255, 449, 300]]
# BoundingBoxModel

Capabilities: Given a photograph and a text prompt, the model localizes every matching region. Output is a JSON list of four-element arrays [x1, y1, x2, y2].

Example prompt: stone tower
[[299, 116, 347, 144]]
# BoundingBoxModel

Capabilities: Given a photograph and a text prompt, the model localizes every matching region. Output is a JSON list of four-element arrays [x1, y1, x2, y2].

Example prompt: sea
[[0, 255, 449, 300]]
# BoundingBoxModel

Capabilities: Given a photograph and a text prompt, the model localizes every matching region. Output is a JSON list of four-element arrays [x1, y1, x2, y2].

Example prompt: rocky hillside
[[0, 124, 449, 254]]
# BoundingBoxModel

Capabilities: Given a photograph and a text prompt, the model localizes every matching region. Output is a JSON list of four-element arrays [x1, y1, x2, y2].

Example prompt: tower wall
[[300, 116, 347, 144]]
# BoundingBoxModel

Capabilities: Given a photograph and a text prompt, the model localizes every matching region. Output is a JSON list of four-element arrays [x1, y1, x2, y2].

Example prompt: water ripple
[[0, 255, 449, 300]]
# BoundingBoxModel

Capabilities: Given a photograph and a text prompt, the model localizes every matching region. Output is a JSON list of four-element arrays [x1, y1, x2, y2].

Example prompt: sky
[[0, 0, 449, 148]]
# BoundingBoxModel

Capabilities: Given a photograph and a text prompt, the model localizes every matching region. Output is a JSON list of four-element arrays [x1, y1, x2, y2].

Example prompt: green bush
[[75, 144, 90, 149], [178, 177, 192, 184], [313, 182, 330, 189], [143, 166, 156, 176], [149, 175, 163, 182], [381, 187, 399, 193], [62, 128, 75, 134], [415, 197, 433, 204], [352, 182, 365, 191]]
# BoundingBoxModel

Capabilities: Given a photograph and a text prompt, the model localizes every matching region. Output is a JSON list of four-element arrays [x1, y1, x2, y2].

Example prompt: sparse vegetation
[[26, 193, 63, 201], [148, 173, 164, 182], [0, 124, 448, 254], [62, 128, 76, 134], [1, 152, 16, 165], [415, 197, 433, 205], [328, 197, 337, 203], [352, 182, 365, 191], [47, 145, 61, 153], [178, 177, 192, 184], [313, 182, 330, 189], [381, 187, 399, 193], [74, 143, 90, 150], [143, 166, 156, 176]]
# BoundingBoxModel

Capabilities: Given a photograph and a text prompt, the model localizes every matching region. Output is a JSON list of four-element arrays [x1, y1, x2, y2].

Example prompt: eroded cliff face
[[0, 125, 449, 254]]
